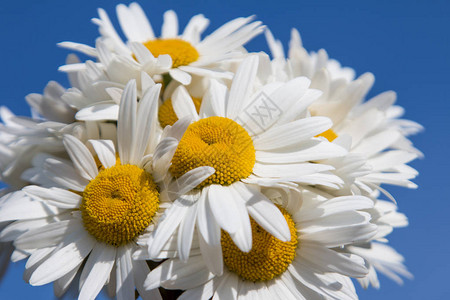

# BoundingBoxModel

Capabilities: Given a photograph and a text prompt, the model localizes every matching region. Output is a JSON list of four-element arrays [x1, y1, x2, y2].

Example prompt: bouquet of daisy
[[0, 3, 422, 299]]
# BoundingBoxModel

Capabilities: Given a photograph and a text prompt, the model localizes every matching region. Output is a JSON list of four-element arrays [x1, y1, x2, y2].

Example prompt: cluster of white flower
[[0, 3, 422, 299]]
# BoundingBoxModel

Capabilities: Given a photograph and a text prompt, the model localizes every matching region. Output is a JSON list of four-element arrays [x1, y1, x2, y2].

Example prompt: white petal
[[177, 279, 214, 300], [299, 242, 367, 277], [117, 4, 148, 42], [58, 42, 97, 57], [133, 260, 162, 300], [169, 69, 192, 85], [24, 186, 81, 209], [129, 3, 155, 40], [196, 188, 221, 246], [214, 272, 239, 300], [144, 255, 210, 290], [43, 158, 89, 192], [252, 162, 334, 179], [168, 167, 215, 197], [134, 84, 161, 164], [152, 138, 179, 183], [75, 103, 119, 121], [226, 185, 252, 253], [182, 14, 209, 42], [30, 230, 95, 286], [302, 220, 377, 247], [200, 79, 227, 117], [227, 55, 259, 119], [178, 204, 198, 262], [199, 229, 223, 275], [118, 80, 137, 165], [79, 243, 116, 300], [0, 219, 51, 242], [255, 139, 347, 163], [352, 130, 401, 157], [161, 10, 179, 38], [63, 135, 98, 180], [148, 204, 187, 258], [161, 258, 214, 290], [207, 185, 241, 234], [116, 246, 135, 300], [53, 263, 81, 297], [15, 219, 78, 250], [178, 66, 233, 80], [0, 192, 60, 222], [236, 183, 290, 242], [254, 117, 332, 151], [172, 86, 200, 121], [89, 140, 116, 169]]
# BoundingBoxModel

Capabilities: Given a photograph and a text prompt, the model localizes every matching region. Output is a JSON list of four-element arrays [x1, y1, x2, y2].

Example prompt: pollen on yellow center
[[143, 39, 199, 68], [81, 164, 159, 247], [221, 205, 298, 282], [316, 128, 338, 142], [170, 116, 255, 188], [158, 97, 202, 128]]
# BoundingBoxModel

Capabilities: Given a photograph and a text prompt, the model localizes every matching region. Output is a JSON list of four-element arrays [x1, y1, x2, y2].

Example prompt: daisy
[[144, 189, 377, 299], [144, 55, 349, 275], [0, 101, 118, 195], [59, 2, 264, 85], [0, 80, 213, 299], [263, 28, 419, 288], [265, 28, 422, 197], [0, 53, 124, 193]]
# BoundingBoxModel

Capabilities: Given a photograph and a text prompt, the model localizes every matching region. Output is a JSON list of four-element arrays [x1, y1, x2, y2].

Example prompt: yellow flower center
[[158, 97, 202, 128], [221, 206, 298, 282], [143, 39, 199, 68], [170, 116, 255, 188], [81, 164, 159, 247], [316, 128, 338, 142]]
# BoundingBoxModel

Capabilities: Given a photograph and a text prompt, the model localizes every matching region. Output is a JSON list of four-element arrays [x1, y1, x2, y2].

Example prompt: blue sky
[[0, 0, 448, 299]]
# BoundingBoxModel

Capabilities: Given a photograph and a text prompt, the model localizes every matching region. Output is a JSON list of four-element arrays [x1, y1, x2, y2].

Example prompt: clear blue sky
[[0, 0, 448, 299]]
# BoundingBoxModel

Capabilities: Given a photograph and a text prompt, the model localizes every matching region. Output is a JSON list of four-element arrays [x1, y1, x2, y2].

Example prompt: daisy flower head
[[60, 2, 265, 86], [264, 28, 423, 198], [0, 79, 212, 299], [145, 189, 378, 299], [144, 55, 350, 276], [0, 77, 88, 281]]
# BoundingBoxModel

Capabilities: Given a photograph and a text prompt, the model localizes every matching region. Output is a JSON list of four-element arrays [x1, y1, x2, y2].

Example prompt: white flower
[[142, 55, 348, 275], [0, 80, 212, 299], [60, 2, 264, 85], [144, 190, 377, 299], [0, 57, 123, 193], [265, 28, 423, 197]]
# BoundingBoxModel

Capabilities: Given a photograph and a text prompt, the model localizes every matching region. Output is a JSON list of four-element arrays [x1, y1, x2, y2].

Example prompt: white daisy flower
[[0, 105, 78, 192], [0, 54, 122, 193], [144, 190, 377, 299], [144, 55, 348, 275], [265, 28, 423, 197], [59, 39, 172, 103], [0, 80, 213, 299], [60, 2, 264, 85]]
